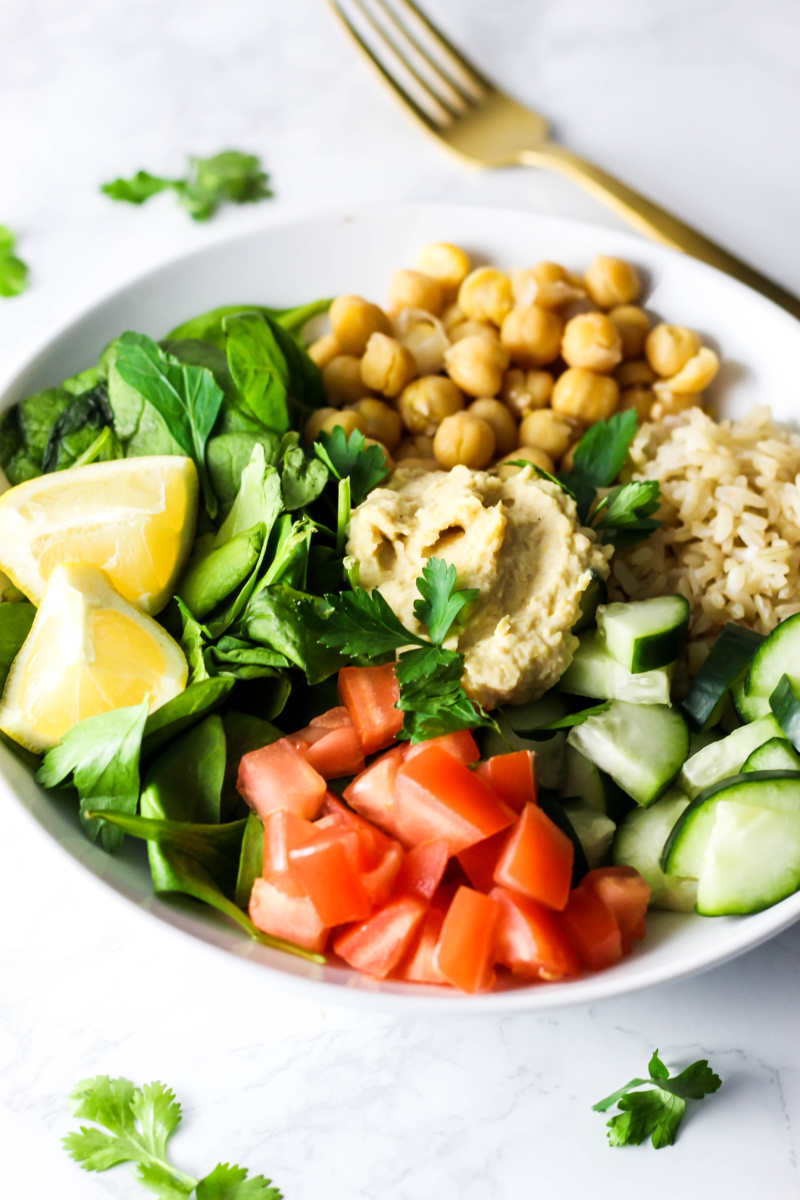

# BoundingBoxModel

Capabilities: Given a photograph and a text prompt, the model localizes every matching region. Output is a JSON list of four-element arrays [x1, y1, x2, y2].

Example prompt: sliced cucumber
[[572, 568, 608, 633], [681, 622, 763, 732], [743, 736, 800, 773], [503, 693, 568, 734], [689, 728, 724, 757], [597, 595, 689, 674], [769, 674, 800, 749], [613, 787, 697, 911], [560, 743, 631, 822], [679, 713, 785, 798], [560, 799, 616, 869], [567, 700, 690, 808], [483, 716, 567, 791], [558, 630, 672, 705], [734, 612, 800, 721]]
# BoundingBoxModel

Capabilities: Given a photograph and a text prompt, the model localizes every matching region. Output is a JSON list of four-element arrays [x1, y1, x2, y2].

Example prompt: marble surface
[[2, 0, 800, 1195]]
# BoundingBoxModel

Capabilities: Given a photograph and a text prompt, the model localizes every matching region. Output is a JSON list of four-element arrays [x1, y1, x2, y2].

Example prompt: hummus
[[347, 464, 611, 709]]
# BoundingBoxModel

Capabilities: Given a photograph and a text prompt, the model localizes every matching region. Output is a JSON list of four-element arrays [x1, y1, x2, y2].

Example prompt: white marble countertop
[[3, 0, 800, 1195]]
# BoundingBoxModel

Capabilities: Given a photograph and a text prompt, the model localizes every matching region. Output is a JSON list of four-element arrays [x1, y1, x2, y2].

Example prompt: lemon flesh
[[0, 563, 188, 752], [0, 456, 198, 615]]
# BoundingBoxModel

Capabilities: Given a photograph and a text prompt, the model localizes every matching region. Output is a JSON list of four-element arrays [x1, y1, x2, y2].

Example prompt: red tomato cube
[[289, 834, 372, 926], [321, 793, 393, 866], [333, 894, 428, 979], [490, 886, 580, 981], [293, 707, 366, 779], [405, 730, 480, 766], [560, 884, 623, 972], [582, 866, 650, 954], [456, 829, 509, 893], [394, 839, 450, 901], [433, 886, 501, 993], [343, 745, 406, 839], [394, 901, 449, 985], [475, 750, 537, 813], [493, 803, 573, 911], [262, 809, 316, 877], [237, 738, 327, 821], [249, 872, 329, 953], [360, 841, 405, 907], [338, 663, 403, 754]]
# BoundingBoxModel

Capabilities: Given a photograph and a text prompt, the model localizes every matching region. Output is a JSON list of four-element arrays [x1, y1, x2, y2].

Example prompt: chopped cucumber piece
[[560, 743, 631, 822], [734, 612, 800, 721], [503, 693, 568, 734], [743, 736, 800, 774], [572, 568, 608, 633], [769, 674, 800, 749], [681, 622, 763, 732], [558, 630, 672, 705], [689, 728, 724, 757], [613, 787, 697, 911], [483, 717, 567, 791], [679, 714, 785, 798], [560, 799, 616, 868], [597, 595, 689, 674], [567, 700, 689, 807]]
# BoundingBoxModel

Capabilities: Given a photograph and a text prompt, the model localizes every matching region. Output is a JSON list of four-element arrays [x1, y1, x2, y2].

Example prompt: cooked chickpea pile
[[304, 245, 720, 479]]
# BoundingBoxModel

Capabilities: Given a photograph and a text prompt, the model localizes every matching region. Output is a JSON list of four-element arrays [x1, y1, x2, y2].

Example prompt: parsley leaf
[[413, 557, 478, 643], [101, 150, 273, 222], [297, 587, 425, 660], [0, 225, 29, 298], [559, 409, 638, 524], [394, 643, 484, 741], [63, 1075, 284, 1198], [314, 426, 390, 507], [593, 1050, 721, 1148], [592, 480, 662, 547]]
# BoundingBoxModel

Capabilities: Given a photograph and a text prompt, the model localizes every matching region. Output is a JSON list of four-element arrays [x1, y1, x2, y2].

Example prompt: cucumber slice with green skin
[[558, 630, 673, 706], [560, 743, 632, 822], [572, 568, 608, 633], [597, 595, 690, 675], [503, 693, 568, 734], [567, 700, 690, 807], [538, 790, 589, 885], [613, 787, 697, 911], [742, 736, 800, 773], [679, 714, 785, 798], [769, 674, 800, 749], [483, 717, 567, 791], [689, 729, 724, 757], [560, 799, 616, 868], [733, 612, 800, 722], [681, 623, 764, 732]]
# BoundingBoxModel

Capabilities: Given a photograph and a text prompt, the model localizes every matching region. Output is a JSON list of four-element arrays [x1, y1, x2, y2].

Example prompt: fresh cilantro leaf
[[101, 171, 174, 205], [566, 409, 638, 492], [101, 151, 272, 222], [413, 557, 479, 644], [592, 480, 662, 547], [195, 1162, 283, 1199], [37, 699, 149, 852], [314, 426, 389, 507], [296, 588, 425, 659], [393, 644, 494, 742], [504, 460, 577, 500], [0, 225, 29, 298], [114, 331, 224, 516], [593, 1049, 721, 1148]]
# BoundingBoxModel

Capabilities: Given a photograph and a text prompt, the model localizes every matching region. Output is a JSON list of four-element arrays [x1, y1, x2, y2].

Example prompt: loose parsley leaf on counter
[[63, 1075, 283, 1198], [101, 150, 273, 222], [593, 1049, 721, 1148], [0, 225, 29, 298]]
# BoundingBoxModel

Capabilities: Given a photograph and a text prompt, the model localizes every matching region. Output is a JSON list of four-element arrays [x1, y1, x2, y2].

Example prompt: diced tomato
[[333, 894, 427, 979], [456, 829, 509, 893], [321, 793, 393, 865], [237, 738, 327, 821], [361, 841, 405, 907], [560, 884, 622, 972], [475, 750, 537, 814], [249, 872, 329, 953], [433, 886, 501, 993], [262, 809, 316, 877], [405, 730, 480, 766], [394, 902, 448, 985], [490, 887, 580, 981], [582, 866, 650, 954], [394, 745, 515, 855], [343, 745, 406, 838], [289, 835, 372, 926], [338, 664, 403, 754], [394, 839, 450, 901], [493, 803, 573, 911], [293, 707, 365, 779]]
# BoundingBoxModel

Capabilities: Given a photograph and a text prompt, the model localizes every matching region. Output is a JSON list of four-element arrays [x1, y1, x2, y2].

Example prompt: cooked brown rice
[[608, 405, 800, 675]]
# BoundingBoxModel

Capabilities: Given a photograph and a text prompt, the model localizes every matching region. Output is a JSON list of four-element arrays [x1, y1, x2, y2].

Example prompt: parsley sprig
[[297, 557, 496, 742], [593, 1050, 721, 1148], [101, 150, 273, 221], [63, 1075, 282, 1197]]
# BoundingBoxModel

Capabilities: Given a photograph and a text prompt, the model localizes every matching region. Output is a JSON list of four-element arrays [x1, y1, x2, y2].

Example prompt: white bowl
[[3, 203, 800, 1015]]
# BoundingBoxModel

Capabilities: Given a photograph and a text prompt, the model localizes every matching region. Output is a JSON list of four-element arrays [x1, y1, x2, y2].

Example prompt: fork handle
[[522, 142, 800, 321]]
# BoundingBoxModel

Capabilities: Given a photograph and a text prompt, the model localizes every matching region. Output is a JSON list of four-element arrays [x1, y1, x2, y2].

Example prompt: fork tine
[[325, 0, 451, 130], [386, 0, 494, 95], [367, 0, 480, 110]]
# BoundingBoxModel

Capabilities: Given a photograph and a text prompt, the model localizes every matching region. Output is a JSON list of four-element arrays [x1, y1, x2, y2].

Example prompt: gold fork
[[325, 0, 800, 320]]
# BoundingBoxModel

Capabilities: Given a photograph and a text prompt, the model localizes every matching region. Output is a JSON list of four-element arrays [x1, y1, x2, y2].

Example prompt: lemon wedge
[[0, 456, 198, 615], [0, 563, 188, 752]]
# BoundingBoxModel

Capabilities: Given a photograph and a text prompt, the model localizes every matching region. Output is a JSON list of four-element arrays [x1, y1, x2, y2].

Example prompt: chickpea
[[322, 356, 373, 407], [415, 243, 470, 296], [497, 445, 556, 480], [501, 368, 554, 419], [401, 320, 449, 375], [350, 398, 403, 451], [584, 255, 641, 308], [444, 336, 509, 397], [318, 409, 366, 438], [619, 386, 655, 423], [360, 332, 417, 397], [608, 305, 651, 359], [388, 269, 443, 316], [395, 434, 435, 461], [307, 333, 341, 369], [551, 368, 619, 423], [653, 346, 719, 396], [519, 409, 576, 460], [362, 437, 395, 474], [398, 376, 464, 435], [561, 312, 623, 373], [645, 324, 702, 377], [303, 407, 338, 445], [441, 303, 465, 333], [448, 319, 500, 345], [329, 295, 392, 356], [512, 262, 585, 309], [433, 413, 496, 470], [615, 359, 656, 389], [467, 398, 518, 456], [501, 305, 564, 369], [458, 267, 514, 327]]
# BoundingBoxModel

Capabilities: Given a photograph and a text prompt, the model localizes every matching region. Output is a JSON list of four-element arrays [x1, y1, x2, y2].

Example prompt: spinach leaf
[[205, 636, 291, 680], [235, 812, 264, 908], [221, 710, 281, 817], [62, 365, 102, 396], [70, 425, 124, 468], [207, 431, 279, 508], [159, 339, 237, 401], [141, 677, 234, 758], [37, 699, 149, 852], [16, 387, 72, 469], [0, 601, 36, 690], [165, 300, 332, 349], [241, 583, 343, 685], [176, 599, 210, 684], [223, 312, 292, 433], [41, 384, 117, 473], [214, 444, 282, 545], [113, 332, 223, 515], [280, 444, 328, 511]]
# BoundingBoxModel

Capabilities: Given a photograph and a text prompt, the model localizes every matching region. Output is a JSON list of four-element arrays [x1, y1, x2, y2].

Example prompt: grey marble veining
[[2, 0, 800, 1195]]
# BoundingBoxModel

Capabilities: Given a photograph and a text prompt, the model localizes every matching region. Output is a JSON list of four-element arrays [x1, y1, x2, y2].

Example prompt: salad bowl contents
[[3, 206, 800, 1008]]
